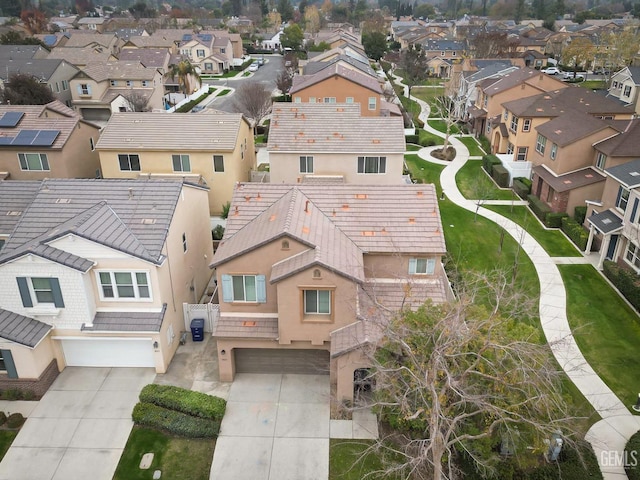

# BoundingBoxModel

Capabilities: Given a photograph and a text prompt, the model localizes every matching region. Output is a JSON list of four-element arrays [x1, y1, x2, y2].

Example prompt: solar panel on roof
[[12, 130, 38, 145], [182, 34, 192, 41], [0, 112, 25, 127], [31, 130, 60, 146], [198, 34, 212, 41], [0, 137, 14, 145]]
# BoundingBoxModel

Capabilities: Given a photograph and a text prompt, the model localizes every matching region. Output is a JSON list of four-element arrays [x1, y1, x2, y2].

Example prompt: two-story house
[[267, 103, 406, 184], [0, 101, 101, 181], [178, 33, 230, 74], [210, 183, 449, 403], [592, 118, 640, 174], [95, 111, 256, 216], [608, 66, 640, 115], [0, 178, 213, 394], [69, 61, 165, 123]]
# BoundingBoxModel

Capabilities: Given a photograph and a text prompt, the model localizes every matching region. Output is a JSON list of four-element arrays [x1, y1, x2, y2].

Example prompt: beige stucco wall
[[334, 348, 371, 402], [566, 182, 606, 216], [0, 336, 56, 379], [292, 76, 381, 116], [268, 152, 404, 184]]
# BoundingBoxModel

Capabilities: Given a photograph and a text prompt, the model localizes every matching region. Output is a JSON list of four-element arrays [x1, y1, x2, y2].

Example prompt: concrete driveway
[[0, 367, 155, 480]]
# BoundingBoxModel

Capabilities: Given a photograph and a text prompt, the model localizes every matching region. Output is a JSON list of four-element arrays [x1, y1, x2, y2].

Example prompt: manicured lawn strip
[[560, 264, 640, 411], [427, 119, 459, 134], [456, 160, 517, 201], [411, 85, 444, 105], [0, 430, 17, 462], [220, 69, 240, 78], [580, 80, 606, 90], [113, 426, 214, 480], [330, 439, 402, 479], [405, 144, 421, 151], [457, 136, 485, 156], [404, 155, 444, 195], [486, 205, 581, 257], [217, 89, 231, 96], [419, 129, 444, 146]]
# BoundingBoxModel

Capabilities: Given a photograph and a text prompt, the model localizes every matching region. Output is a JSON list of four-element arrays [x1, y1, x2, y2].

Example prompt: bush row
[[132, 402, 220, 438], [561, 217, 589, 251], [574, 206, 587, 225], [492, 164, 509, 188], [513, 177, 532, 199], [175, 89, 213, 113], [527, 194, 551, 223], [233, 58, 254, 71], [405, 134, 419, 144], [626, 430, 640, 480], [545, 212, 568, 228], [603, 260, 640, 311], [482, 154, 501, 176], [139, 384, 226, 420]]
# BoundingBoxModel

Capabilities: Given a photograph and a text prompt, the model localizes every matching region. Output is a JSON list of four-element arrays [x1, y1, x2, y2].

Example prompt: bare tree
[[357, 271, 587, 480], [122, 91, 150, 112], [233, 81, 272, 133], [431, 94, 462, 153], [471, 32, 519, 58], [275, 69, 293, 95]]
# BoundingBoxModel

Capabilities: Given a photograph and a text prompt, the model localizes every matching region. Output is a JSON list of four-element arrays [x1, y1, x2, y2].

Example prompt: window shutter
[[1, 350, 17, 379], [357, 156, 364, 173], [380, 157, 386, 173], [299, 156, 305, 172], [87, 84, 92, 95], [408, 258, 417, 274], [50, 278, 65, 308], [616, 187, 622, 207], [221, 275, 233, 302], [16, 278, 33, 308], [76, 85, 83, 95], [631, 198, 639, 223], [256, 275, 266, 303], [426, 258, 436, 274]]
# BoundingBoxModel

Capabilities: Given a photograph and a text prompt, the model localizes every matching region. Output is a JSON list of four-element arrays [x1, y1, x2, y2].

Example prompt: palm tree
[[165, 60, 200, 95]]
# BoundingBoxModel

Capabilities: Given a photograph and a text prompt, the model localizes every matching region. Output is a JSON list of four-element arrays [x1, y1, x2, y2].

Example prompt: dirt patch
[[430, 146, 456, 161]]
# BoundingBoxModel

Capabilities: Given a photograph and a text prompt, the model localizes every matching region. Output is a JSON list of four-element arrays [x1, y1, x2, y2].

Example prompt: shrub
[[512, 178, 531, 199], [139, 384, 226, 420], [626, 430, 640, 480], [528, 194, 552, 223], [482, 154, 501, 175], [212, 225, 225, 240], [544, 212, 568, 228], [0, 411, 6, 426], [175, 89, 213, 113], [132, 402, 219, 438], [405, 134, 419, 145], [561, 217, 589, 251], [6, 412, 24, 429], [603, 260, 640, 311], [574, 206, 587, 225], [492, 164, 509, 188], [478, 135, 491, 154]]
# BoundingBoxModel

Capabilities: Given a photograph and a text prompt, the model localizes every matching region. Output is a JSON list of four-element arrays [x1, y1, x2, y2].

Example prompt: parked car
[[257, 57, 265, 66], [248, 62, 259, 72], [191, 105, 205, 113], [541, 67, 561, 75], [562, 72, 585, 81]]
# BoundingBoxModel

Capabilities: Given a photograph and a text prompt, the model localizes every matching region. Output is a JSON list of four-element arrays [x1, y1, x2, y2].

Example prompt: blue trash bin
[[190, 318, 204, 342]]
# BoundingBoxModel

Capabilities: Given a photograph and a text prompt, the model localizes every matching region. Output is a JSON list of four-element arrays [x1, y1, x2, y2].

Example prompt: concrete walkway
[[392, 72, 640, 478]]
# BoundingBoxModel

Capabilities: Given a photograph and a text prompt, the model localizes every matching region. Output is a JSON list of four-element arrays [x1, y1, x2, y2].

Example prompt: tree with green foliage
[[413, 2, 435, 18], [0, 31, 47, 48], [280, 23, 304, 50], [399, 44, 428, 100], [129, 1, 156, 19], [1, 73, 55, 105], [362, 31, 387, 61], [165, 60, 200, 95], [561, 37, 595, 74], [277, 0, 294, 22]]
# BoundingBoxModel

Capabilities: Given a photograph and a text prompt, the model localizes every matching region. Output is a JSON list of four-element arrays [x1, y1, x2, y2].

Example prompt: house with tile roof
[[608, 66, 640, 115], [267, 103, 406, 184], [69, 61, 165, 124], [210, 183, 449, 402], [0, 178, 213, 392], [0, 101, 101, 181], [46, 46, 118, 68], [95, 111, 255, 216], [177, 33, 232, 74]]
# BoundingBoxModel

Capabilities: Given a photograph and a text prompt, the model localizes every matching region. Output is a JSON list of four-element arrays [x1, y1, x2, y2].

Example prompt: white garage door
[[60, 338, 155, 368]]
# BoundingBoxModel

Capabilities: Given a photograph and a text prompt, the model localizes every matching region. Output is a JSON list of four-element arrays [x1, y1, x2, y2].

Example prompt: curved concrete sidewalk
[[393, 73, 640, 478]]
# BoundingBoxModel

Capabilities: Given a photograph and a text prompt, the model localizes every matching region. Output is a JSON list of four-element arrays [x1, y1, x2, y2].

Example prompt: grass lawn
[[0, 430, 17, 462], [427, 119, 460, 134], [404, 154, 444, 195], [458, 136, 485, 156], [330, 440, 401, 479], [419, 129, 444, 146], [255, 134, 266, 143], [411, 85, 444, 105], [580, 80, 606, 90], [456, 160, 517, 201], [405, 144, 421, 151], [220, 70, 240, 78], [560, 264, 640, 411], [486, 205, 581, 257], [113, 426, 215, 480], [217, 89, 231, 96]]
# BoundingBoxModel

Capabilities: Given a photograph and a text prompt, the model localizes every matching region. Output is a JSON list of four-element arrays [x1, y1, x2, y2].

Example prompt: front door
[[606, 234, 619, 260]]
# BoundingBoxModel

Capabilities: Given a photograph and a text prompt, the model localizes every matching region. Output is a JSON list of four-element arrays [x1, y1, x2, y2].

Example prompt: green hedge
[[545, 212, 568, 228], [603, 260, 640, 311], [132, 402, 220, 438], [139, 384, 226, 420], [561, 217, 588, 251], [574, 206, 587, 225], [482, 154, 501, 175], [513, 178, 531, 199], [492, 164, 509, 188], [478, 135, 491, 154], [405, 134, 419, 144], [175, 88, 213, 113], [527, 194, 551, 222], [625, 430, 640, 480], [233, 58, 254, 71]]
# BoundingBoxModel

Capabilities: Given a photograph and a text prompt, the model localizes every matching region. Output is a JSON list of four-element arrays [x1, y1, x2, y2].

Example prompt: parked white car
[[248, 62, 259, 72], [541, 67, 561, 75]]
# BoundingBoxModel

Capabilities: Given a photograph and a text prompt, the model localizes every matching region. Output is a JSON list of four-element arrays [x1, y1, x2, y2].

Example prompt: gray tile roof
[[84, 304, 167, 332], [533, 165, 605, 192], [95, 111, 245, 151], [0, 308, 51, 347], [536, 113, 614, 147], [595, 119, 640, 157], [267, 103, 405, 153], [480, 67, 564, 96], [117, 48, 170, 69], [213, 315, 279, 338], [588, 209, 623, 235], [290, 63, 382, 95], [82, 61, 158, 82], [47, 47, 115, 65], [64, 32, 116, 48], [0, 58, 78, 82], [0, 45, 44, 60], [0, 181, 41, 235], [0, 178, 188, 268], [303, 55, 375, 77], [605, 159, 640, 188]]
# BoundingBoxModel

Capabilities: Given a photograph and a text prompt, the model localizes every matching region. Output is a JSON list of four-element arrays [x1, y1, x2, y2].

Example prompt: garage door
[[235, 349, 329, 375], [60, 338, 155, 368]]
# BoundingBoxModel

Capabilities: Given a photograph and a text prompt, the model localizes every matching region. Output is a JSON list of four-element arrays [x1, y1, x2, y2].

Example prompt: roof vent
[[585, 174, 594, 178], [141, 218, 156, 225], [408, 217, 416, 224], [55, 198, 71, 204], [6, 211, 21, 216], [242, 321, 256, 327], [630, 172, 640, 177], [302, 226, 310, 234], [372, 139, 381, 144], [269, 214, 276, 222], [355, 193, 367, 199], [362, 231, 375, 236]]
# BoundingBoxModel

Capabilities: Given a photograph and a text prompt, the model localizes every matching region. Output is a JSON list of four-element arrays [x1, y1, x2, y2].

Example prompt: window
[[483, 95, 487, 107], [213, 155, 224, 172], [304, 290, 331, 314], [118, 154, 140, 171], [510, 115, 518, 132], [535, 134, 547, 155], [98, 271, 150, 300], [357, 156, 386, 174], [503, 109, 508, 121], [90, 138, 95, 151], [220, 48, 225, 54], [62, 80, 69, 90], [294, 96, 301, 103], [79, 83, 90, 95], [616, 186, 630, 212], [506, 142, 514, 155], [516, 147, 528, 161], [172, 154, 190, 172], [309, 97, 316, 103], [409, 258, 436, 274], [299, 156, 313, 173], [18, 153, 49, 171], [546, 187, 554, 203], [55, 82, 60, 93], [16, 277, 64, 308], [126, 80, 133, 87], [110, 80, 118, 86], [596, 152, 606, 170], [346, 97, 354, 104], [196, 49, 205, 58], [221, 274, 267, 303], [324, 97, 336, 104], [623, 85, 632, 97], [441, 51, 445, 56], [625, 242, 640, 270], [550, 143, 558, 160], [368, 97, 376, 110], [522, 118, 531, 132], [0, 349, 17, 378], [0, 239, 5, 251], [204, 63, 213, 70], [182, 233, 187, 252], [141, 80, 149, 87]]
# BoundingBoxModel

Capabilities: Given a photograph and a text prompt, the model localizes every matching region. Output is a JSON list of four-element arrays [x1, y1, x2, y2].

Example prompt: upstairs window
[[118, 154, 140, 171], [596, 152, 606, 170], [357, 156, 386, 174], [510, 115, 518, 132], [172, 154, 191, 172], [535, 134, 547, 155], [409, 258, 436, 274], [78, 84, 91, 95], [213, 155, 224, 172], [98, 271, 151, 300], [616, 186, 630, 212], [522, 119, 531, 132], [300, 156, 313, 173], [304, 289, 331, 314], [368, 97, 377, 110], [550, 143, 558, 160], [18, 153, 49, 171], [16, 277, 64, 308], [221, 274, 266, 303]]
